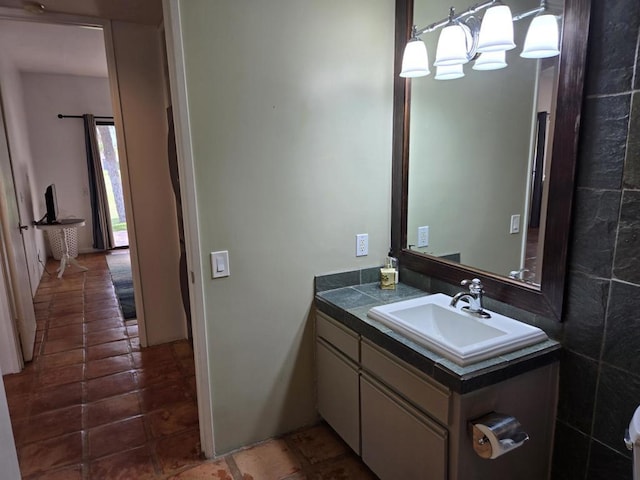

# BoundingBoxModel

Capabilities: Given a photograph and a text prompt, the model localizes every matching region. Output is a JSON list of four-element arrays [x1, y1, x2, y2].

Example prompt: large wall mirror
[[391, 0, 591, 320]]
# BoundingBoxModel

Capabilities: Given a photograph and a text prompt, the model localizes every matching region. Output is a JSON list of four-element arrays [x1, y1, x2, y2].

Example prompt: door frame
[[0, 7, 148, 341], [0, 4, 216, 458], [162, 0, 215, 457]]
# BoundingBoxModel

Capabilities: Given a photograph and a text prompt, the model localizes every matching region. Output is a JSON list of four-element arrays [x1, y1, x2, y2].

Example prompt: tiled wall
[[552, 1, 640, 479]]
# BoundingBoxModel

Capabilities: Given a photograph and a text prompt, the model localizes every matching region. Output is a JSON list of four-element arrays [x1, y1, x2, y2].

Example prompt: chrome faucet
[[450, 278, 491, 319]]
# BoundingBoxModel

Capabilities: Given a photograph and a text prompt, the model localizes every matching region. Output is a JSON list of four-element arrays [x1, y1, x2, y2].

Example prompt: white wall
[[22, 73, 113, 254], [110, 21, 186, 345], [179, 0, 395, 454]]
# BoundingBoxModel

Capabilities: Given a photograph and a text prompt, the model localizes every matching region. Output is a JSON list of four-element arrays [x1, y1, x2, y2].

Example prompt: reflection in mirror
[[406, 0, 563, 287], [391, 0, 591, 320]]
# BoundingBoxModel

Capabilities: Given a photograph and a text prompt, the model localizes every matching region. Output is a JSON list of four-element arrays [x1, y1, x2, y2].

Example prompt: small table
[[35, 219, 89, 278]]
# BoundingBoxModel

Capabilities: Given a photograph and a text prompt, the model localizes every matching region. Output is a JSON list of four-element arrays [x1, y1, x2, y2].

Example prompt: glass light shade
[[400, 39, 430, 77], [521, 14, 560, 58], [477, 5, 516, 52], [434, 24, 470, 66], [435, 64, 465, 80], [472, 50, 508, 70]]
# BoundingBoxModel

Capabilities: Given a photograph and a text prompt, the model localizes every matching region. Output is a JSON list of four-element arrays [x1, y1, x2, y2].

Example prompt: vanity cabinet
[[361, 374, 447, 480], [315, 310, 559, 480], [316, 312, 360, 454]]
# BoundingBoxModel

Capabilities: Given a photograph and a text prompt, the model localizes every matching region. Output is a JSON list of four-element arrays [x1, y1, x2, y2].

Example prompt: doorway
[[95, 121, 128, 248]]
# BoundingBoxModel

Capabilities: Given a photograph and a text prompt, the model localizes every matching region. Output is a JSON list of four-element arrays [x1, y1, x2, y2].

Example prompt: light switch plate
[[211, 251, 230, 278], [510, 215, 521, 234]]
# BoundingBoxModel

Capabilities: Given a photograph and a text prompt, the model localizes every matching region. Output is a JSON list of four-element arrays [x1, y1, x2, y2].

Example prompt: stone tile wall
[[552, 1, 640, 478]]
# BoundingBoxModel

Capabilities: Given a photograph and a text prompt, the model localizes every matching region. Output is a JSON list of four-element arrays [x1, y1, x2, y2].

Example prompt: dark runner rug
[[105, 251, 136, 319]]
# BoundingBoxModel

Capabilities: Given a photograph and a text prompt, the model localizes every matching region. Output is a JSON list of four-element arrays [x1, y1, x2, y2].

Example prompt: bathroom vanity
[[315, 280, 560, 480]]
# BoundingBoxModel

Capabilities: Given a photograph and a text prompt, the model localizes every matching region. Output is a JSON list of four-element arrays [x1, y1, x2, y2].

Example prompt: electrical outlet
[[417, 226, 429, 247], [510, 214, 521, 234], [356, 233, 368, 257]]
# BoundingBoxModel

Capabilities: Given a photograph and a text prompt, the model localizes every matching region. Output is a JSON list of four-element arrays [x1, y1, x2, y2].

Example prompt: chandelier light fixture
[[399, 0, 560, 80]]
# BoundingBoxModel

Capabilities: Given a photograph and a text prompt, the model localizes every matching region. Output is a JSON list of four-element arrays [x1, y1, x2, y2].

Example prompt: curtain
[[83, 114, 113, 250]]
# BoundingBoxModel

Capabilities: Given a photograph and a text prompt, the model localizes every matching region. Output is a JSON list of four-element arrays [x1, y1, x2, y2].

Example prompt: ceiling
[[0, 0, 163, 78], [0, 20, 109, 77], [0, 0, 162, 25]]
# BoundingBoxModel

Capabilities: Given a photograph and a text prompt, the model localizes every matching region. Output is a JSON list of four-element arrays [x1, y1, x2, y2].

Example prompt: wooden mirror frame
[[391, 0, 591, 320]]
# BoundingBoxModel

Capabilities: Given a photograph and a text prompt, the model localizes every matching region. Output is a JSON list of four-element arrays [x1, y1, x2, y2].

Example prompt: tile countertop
[[314, 281, 561, 394]]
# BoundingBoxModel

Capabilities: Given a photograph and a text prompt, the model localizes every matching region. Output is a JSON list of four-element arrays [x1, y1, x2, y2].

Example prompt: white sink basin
[[367, 293, 548, 366]]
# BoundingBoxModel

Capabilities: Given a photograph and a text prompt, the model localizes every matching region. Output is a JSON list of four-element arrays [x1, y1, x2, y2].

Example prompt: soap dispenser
[[380, 253, 398, 290]]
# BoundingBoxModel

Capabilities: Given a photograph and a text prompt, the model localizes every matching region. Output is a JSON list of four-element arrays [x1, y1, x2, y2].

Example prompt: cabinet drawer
[[316, 339, 360, 454], [361, 339, 450, 424], [316, 311, 359, 362], [361, 374, 447, 480]]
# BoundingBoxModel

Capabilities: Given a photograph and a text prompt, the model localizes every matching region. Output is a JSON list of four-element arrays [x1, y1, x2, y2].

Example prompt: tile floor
[[3, 252, 377, 479]]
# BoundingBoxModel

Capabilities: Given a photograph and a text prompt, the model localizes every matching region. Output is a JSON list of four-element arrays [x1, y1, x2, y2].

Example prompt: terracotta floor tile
[[134, 362, 183, 388], [307, 454, 377, 480], [172, 341, 194, 359], [177, 356, 196, 376], [168, 459, 234, 479], [87, 371, 136, 402], [49, 304, 84, 317], [24, 464, 83, 480], [186, 376, 197, 397], [49, 296, 81, 306], [41, 349, 85, 370], [130, 337, 141, 351], [233, 439, 302, 480], [86, 354, 132, 379], [133, 344, 175, 367], [87, 392, 141, 428], [85, 299, 120, 313], [287, 424, 348, 464], [85, 286, 115, 297], [86, 327, 127, 346], [3, 371, 37, 396], [17, 431, 83, 477], [86, 308, 123, 322], [85, 316, 124, 333], [147, 401, 199, 438], [46, 324, 84, 341], [43, 335, 84, 354], [88, 446, 157, 480], [7, 392, 31, 419], [155, 428, 203, 474], [87, 339, 130, 360], [88, 416, 147, 459], [139, 383, 193, 412], [13, 405, 83, 446], [33, 293, 53, 304], [48, 314, 84, 327], [50, 295, 83, 307], [31, 382, 83, 415], [38, 364, 84, 389]]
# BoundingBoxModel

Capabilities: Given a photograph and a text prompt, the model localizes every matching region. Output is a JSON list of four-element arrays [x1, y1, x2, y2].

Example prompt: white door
[[0, 103, 36, 363]]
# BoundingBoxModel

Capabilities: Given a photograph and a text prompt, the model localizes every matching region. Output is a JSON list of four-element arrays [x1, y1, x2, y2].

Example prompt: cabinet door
[[361, 375, 447, 480], [317, 339, 360, 454]]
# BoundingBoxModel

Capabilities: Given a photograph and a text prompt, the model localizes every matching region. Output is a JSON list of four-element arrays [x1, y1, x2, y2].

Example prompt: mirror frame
[[391, 0, 591, 321]]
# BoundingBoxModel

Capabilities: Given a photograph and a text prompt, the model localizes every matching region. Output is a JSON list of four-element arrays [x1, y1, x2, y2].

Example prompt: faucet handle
[[461, 278, 484, 294]]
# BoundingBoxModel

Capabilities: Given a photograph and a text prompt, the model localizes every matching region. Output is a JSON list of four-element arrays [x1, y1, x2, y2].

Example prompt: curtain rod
[[57, 114, 114, 120]]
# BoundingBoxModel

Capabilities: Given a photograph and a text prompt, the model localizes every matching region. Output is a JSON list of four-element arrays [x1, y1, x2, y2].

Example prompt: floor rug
[[105, 251, 136, 319]]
